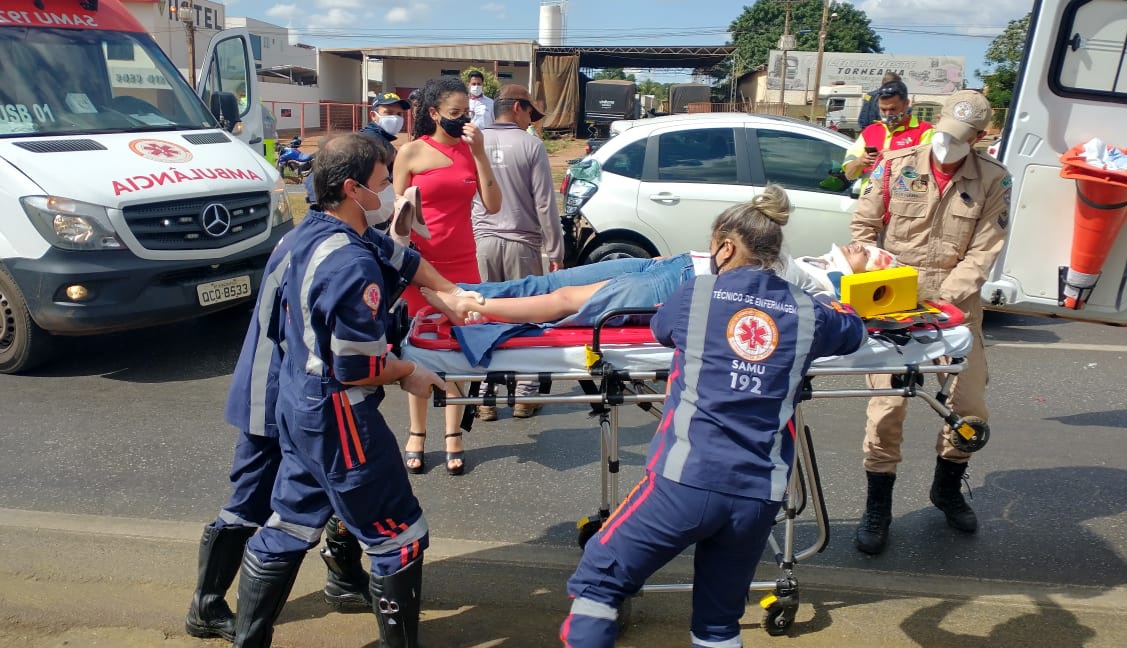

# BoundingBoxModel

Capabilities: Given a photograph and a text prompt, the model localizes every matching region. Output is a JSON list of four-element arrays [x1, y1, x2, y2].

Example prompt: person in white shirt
[[467, 71, 494, 129]]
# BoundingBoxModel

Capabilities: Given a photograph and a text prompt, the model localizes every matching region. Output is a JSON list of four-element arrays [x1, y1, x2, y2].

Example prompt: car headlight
[[269, 176, 293, 226], [20, 196, 124, 251], [564, 179, 598, 216]]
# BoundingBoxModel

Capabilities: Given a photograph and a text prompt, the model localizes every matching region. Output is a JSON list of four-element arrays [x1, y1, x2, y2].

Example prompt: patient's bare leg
[[424, 282, 609, 324]]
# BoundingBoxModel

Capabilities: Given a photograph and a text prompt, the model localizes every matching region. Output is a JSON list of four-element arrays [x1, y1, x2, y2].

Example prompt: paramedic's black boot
[[321, 515, 372, 611], [232, 551, 304, 648], [854, 471, 895, 555], [930, 457, 978, 533], [185, 523, 257, 641], [370, 558, 424, 648]]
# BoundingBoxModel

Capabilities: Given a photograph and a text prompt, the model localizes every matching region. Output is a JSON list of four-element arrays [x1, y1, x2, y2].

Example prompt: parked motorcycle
[[275, 136, 314, 179]]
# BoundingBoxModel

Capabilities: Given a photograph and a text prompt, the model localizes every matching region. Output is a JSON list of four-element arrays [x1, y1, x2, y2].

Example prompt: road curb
[[4, 506, 1124, 614]]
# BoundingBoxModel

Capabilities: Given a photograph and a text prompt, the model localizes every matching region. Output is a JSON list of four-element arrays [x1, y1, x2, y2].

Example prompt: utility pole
[[810, 0, 832, 122], [180, 1, 197, 89], [777, 0, 793, 110]]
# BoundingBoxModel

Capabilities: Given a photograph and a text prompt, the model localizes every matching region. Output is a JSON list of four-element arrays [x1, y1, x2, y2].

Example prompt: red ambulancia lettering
[[111, 168, 264, 195]]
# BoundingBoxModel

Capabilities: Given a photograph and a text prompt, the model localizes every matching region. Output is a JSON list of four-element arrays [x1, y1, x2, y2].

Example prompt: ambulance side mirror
[[210, 92, 241, 132], [850, 179, 862, 199]]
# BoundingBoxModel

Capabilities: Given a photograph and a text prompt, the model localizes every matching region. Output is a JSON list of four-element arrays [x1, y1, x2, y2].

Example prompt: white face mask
[[932, 131, 971, 165], [378, 114, 403, 134], [355, 184, 395, 230], [469, 84, 484, 97]]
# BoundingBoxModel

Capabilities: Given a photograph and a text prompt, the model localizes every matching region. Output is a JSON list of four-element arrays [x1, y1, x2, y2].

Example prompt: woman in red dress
[[394, 77, 502, 475]]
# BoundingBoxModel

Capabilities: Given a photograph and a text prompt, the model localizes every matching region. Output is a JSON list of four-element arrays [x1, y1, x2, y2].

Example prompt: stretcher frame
[[415, 307, 987, 636]]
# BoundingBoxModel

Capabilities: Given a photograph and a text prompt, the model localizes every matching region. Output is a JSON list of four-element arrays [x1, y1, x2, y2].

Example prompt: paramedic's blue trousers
[[561, 472, 781, 648]]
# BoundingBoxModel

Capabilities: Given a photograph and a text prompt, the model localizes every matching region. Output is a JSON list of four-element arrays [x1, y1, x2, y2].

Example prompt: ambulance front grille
[[121, 191, 271, 251]]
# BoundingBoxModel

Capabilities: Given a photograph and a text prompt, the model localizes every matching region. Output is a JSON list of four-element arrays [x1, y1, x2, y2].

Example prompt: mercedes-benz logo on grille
[[200, 203, 232, 238]]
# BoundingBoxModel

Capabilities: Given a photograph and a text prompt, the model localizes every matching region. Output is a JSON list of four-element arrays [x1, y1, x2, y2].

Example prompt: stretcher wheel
[[576, 516, 603, 549], [950, 416, 990, 453], [759, 592, 798, 637]]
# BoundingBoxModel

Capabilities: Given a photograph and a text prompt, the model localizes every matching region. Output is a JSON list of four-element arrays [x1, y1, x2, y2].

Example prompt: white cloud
[[849, 0, 1029, 37], [309, 8, 357, 28], [481, 2, 505, 13], [385, 3, 430, 25], [266, 3, 301, 22], [315, 0, 364, 9]]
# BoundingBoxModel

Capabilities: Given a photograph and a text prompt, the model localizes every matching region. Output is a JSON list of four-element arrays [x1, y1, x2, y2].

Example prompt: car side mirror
[[209, 91, 241, 132], [850, 178, 863, 199]]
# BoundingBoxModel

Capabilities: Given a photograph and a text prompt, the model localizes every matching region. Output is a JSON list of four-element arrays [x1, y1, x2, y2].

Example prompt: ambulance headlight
[[269, 176, 293, 227], [21, 196, 124, 251]]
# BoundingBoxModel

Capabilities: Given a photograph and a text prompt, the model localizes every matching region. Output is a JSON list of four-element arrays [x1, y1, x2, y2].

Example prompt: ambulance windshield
[[0, 27, 217, 137]]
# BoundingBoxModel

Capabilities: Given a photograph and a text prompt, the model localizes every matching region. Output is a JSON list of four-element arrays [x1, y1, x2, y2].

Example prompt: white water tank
[[539, 2, 563, 46]]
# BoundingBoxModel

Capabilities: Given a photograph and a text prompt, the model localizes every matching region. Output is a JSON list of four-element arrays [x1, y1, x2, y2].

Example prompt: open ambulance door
[[983, 0, 1127, 324], [196, 28, 264, 154]]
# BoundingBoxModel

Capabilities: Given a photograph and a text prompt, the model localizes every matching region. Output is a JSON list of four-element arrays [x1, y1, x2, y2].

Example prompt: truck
[[820, 84, 865, 136], [0, 0, 294, 373], [984, 0, 1127, 325]]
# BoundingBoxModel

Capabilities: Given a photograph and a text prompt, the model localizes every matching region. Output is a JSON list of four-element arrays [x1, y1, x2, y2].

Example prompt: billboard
[[767, 51, 965, 95]]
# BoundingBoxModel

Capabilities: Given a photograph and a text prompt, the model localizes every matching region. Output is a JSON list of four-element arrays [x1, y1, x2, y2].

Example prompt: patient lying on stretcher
[[421, 242, 895, 327]]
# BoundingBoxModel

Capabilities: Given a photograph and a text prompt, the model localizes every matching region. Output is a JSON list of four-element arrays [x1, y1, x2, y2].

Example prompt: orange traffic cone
[[1059, 145, 1127, 309]]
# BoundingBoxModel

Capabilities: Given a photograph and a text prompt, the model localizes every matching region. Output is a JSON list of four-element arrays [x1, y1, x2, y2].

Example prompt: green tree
[[713, 0, 882, 100], [977, 13, 1029, 124], [636, 78, 670, 103], [461, 67, 500, 98], [593, 68, 636, 81]]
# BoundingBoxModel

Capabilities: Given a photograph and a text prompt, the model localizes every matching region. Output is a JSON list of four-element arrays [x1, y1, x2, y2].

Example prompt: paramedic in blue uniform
[[231, 133, 446, 648], [559, 185, 867, 648], [185, 145, 472, 639]]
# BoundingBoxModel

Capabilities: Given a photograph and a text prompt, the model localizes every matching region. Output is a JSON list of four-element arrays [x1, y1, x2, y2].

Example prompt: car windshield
[[0, 26, 217, 138]]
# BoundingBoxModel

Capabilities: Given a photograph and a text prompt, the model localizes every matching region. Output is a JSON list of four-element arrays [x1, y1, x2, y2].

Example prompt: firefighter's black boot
[[930, 457, 978, 532], [854, 471, 896, 555], [321, 515, 372, 611], [185, 523, 257, 641], [232, 551, 304, 648], [370, 558, 424, 648]]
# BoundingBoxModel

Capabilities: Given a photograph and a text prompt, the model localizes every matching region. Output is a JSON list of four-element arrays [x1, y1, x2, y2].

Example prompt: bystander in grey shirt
[[471, 122, 564, 262]]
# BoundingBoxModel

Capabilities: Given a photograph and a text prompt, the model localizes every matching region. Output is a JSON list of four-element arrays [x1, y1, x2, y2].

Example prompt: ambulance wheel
[[951, 416, 990, 453], [763, 605, 794, 636], [0, 267, 53, 375], [576, 518, 603, 549]]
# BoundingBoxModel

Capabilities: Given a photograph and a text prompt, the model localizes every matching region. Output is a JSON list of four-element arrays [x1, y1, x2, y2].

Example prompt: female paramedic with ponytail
[[560, 185, 868, 648]]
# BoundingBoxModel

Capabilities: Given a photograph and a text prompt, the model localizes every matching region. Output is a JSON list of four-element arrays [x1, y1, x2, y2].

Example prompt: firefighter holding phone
[[842, 80, 934, 192]]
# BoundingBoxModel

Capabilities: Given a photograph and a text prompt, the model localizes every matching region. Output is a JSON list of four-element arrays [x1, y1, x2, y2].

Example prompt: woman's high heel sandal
[[444, 432, 465, 476], [404, 432, 426, 474]]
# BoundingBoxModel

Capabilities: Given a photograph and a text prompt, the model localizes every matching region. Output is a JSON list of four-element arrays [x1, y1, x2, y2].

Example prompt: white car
[[561, 113, 858, 265]]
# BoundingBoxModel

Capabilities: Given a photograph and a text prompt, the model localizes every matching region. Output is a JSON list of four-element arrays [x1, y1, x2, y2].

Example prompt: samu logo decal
[[128, 138, 193, 163], [726, 308, 779, 362]]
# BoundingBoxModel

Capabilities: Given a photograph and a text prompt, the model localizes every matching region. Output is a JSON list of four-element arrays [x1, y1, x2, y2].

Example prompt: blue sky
[[228, 0, 1034, 85]]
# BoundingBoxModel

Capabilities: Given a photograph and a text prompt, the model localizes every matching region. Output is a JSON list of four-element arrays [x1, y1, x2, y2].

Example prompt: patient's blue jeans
[[465, 254, 694, 327]]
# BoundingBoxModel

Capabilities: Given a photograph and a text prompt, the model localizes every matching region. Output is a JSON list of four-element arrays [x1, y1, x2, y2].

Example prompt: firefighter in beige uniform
[[849, 90, 1012, 555]]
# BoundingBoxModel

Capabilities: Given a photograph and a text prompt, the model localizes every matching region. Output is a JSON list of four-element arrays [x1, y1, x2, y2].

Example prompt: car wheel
[[583, 241, 651, 265], [0, 267, 53, 374]]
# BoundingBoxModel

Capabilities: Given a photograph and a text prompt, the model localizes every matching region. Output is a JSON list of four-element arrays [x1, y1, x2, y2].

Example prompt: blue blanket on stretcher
[[448, 255, 694, 367]]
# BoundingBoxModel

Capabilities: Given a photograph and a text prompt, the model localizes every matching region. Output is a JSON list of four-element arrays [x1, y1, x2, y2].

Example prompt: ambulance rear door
[[983, 0, 1127, 324], [196, 28, 264, 154]]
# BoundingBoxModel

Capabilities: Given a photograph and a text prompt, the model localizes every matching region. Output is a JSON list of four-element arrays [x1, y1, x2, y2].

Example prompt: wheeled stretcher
[[401, 302, 990, 635]]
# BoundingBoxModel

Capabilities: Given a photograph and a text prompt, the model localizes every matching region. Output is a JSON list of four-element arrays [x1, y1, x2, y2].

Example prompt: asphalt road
[[0, 306, 1125, 643]]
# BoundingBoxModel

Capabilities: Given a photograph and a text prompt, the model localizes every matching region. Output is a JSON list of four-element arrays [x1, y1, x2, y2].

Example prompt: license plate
[[197, 275, 252, 307]]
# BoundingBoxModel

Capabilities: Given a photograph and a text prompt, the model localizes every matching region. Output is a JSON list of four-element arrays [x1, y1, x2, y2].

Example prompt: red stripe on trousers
[[600, 474, 656, 545], [331, 393, 354, 470]]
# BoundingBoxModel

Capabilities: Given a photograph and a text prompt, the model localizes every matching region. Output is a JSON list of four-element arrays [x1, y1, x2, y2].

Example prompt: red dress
[[403, 135, 482, 315]]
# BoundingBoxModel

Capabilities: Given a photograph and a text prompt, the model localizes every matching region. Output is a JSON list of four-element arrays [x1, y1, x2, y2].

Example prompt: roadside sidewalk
[[1, 508, 1125, 647]]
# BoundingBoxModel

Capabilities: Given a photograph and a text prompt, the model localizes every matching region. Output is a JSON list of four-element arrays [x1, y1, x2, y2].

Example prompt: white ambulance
[[0, 0, 293, 373], [985, 0, 1127, 325]]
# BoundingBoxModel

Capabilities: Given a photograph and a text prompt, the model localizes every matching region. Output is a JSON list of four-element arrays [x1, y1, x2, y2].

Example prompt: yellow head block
[[840, 267, 919, 317]]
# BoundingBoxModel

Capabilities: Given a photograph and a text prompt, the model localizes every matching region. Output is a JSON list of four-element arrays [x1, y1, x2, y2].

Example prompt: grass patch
[[286, 192, 310, 225]]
